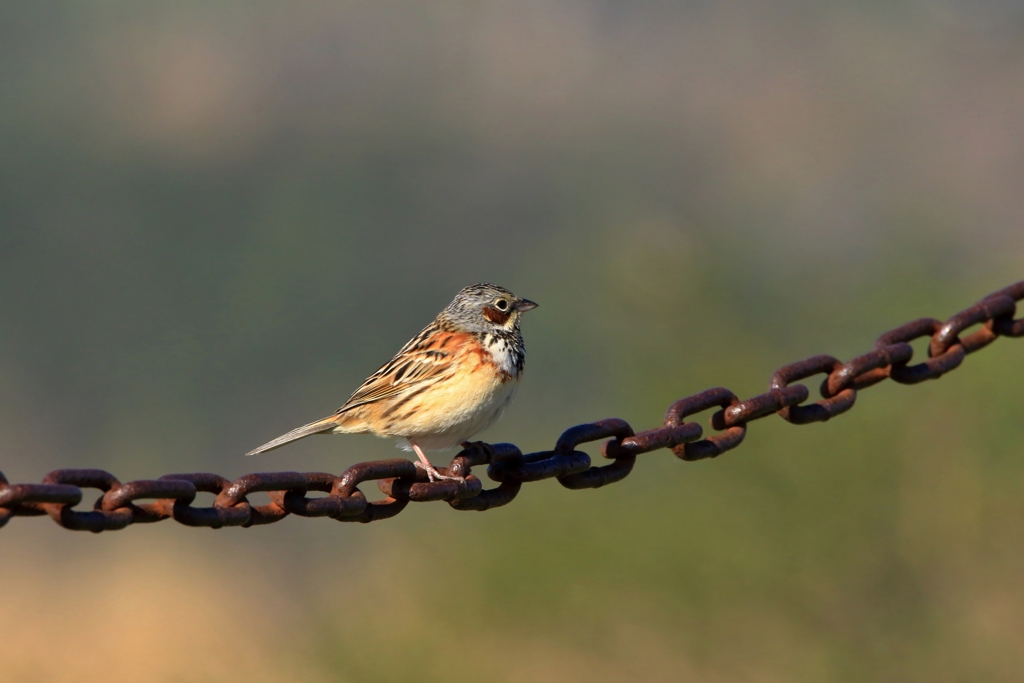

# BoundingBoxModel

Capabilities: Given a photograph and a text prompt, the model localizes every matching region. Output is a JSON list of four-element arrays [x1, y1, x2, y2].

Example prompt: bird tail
[[245, 416, 339, 456]]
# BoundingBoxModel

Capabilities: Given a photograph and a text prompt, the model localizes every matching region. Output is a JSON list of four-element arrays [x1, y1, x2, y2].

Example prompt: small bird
[[246, 283, 538, 482]]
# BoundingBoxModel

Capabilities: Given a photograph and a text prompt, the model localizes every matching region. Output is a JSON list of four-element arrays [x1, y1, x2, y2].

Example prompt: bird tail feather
[[245, 416, 338, 456]]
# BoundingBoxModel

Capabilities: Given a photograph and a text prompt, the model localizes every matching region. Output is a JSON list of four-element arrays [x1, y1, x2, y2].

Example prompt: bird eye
[[495, 299, 509, 310]]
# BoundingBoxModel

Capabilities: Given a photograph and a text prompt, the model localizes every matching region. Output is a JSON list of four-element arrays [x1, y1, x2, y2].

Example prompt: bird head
[[441, 283, 538, 333]]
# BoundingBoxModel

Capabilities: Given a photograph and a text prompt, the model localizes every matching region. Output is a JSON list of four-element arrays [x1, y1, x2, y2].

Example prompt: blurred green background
[[2, 2, 1023, 681]]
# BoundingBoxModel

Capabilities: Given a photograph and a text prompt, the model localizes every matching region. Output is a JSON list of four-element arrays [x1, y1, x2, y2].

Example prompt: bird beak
[[514, 298, 538, 312]]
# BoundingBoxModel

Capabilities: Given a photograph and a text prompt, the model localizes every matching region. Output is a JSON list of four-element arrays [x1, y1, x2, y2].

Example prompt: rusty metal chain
[[2, 280, 1022, 533]]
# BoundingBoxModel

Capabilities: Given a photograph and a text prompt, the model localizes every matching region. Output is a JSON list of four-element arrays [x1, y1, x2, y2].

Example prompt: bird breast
[[370, 334, 522, 451]]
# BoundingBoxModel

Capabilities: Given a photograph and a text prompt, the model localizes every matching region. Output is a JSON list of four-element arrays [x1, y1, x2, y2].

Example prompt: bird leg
[[409, 440, 465, 484]]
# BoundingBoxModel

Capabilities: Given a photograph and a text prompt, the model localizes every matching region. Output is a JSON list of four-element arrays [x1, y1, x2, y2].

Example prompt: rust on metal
[[448, 442, 523, 511], [823, 343, 913, 397], [714, 385, 808, 429], [664, 388, 746, 461], [0, 279, 1021, 531], [770, 355, 856, 424], [876, 318, 965, 384]]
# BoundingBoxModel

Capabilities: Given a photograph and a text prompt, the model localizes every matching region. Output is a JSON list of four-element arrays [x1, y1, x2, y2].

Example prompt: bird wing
[[335, 324, 460, 413]]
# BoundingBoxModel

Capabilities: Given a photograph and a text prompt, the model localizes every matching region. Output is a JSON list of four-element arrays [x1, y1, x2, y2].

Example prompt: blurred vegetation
[[1, 2, 1023, 682]]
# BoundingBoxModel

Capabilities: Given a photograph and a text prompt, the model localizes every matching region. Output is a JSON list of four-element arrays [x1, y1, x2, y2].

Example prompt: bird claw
[[414, 461, 465, 484]]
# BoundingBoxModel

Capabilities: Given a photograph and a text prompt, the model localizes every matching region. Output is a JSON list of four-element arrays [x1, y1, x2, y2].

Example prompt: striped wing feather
[[335, 323, 458, 413]]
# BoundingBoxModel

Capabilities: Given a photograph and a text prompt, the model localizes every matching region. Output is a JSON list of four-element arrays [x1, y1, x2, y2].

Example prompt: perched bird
[[246, 283, 537, 481]]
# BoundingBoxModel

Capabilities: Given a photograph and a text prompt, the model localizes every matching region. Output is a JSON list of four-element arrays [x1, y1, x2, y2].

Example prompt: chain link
[[2, 279, 1022, 532]]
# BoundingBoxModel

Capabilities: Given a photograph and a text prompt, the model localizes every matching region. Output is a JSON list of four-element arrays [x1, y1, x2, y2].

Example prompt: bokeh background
[[2, 2, 1024, 681]]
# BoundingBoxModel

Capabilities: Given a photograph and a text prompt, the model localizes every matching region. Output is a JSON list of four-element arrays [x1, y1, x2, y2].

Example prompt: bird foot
[[414, 461, 465, 484]]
